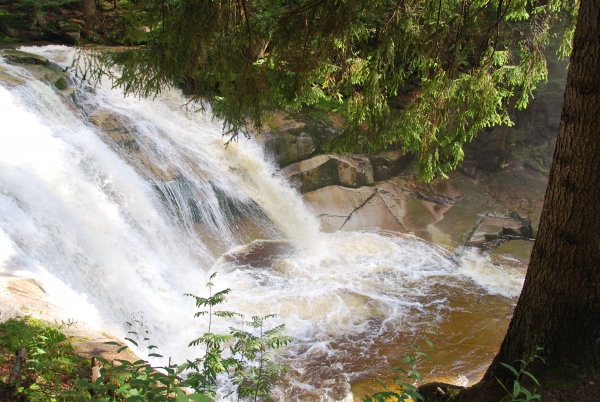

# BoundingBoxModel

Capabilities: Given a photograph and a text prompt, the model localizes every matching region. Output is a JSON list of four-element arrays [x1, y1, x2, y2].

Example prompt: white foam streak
[[214, 232, 457, 341], [457, 248, 526, 298]]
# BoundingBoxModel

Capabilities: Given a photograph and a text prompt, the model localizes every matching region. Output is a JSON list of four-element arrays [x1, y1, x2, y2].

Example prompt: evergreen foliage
[[81, 0, 577, 181]]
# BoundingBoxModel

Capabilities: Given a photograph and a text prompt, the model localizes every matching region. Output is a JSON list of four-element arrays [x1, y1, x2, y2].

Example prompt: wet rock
[[87, 108, 179, 181], [282, 154, 374, 193], [1, 49, 49, 66], [0, 65, 26, 86], [88, 109, 139, 148], [490, 239, 534, 266], [220, 239, 295, 269], [53, 75, 69, 90], [1, 50, 70, 89], [470, 215, 523, 243]]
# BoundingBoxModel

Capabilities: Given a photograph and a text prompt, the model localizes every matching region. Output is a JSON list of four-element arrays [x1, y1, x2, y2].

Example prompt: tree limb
[[9, 347, 26, 384]]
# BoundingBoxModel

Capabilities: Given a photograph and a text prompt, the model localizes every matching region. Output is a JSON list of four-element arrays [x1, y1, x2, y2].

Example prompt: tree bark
[[9, 347, 27, 383], [32, 5, 47, 28], [83, 0, 96, 33], [466, 0, 600, 395]]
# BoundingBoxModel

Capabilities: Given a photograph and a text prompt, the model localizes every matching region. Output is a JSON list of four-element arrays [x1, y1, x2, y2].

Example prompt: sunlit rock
[[342, 192, 407, 232], [303, 186, 377, 232], [299, 170, 544, 250]]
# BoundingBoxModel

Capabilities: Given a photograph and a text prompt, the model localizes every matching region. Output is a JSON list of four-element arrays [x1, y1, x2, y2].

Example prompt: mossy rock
[[56, 20, 83, 32], [1, 49, 71, 89], [53, 75, 69, 90], [1, 49, 49, 66]]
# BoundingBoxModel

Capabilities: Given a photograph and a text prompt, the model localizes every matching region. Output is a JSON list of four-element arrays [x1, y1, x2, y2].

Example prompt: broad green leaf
[[500, 362, 520, 377], [521, 370, 540, 386]]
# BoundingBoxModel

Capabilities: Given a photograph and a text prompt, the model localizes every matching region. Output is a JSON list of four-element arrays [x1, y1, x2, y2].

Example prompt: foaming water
[[1, 46, 526, 400], [457, 248, 525, 298], [212, 233, 521, 399]]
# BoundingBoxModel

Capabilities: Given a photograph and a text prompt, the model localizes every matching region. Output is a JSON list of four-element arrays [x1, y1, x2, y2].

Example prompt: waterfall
[[0, 46, 526, 401]]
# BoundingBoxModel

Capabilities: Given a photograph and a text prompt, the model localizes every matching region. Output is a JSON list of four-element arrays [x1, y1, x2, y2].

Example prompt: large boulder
[[341, 190, 407, 232], [282, 154, 374, 193], [256, 113, 316, 167], [255, 111, 340, 167], [300, 170, 544, 250], [303, 185, 406, 232]]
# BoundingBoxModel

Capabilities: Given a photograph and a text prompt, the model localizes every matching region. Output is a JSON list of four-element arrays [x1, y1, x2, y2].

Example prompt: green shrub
[[0, 316, 89, 401]]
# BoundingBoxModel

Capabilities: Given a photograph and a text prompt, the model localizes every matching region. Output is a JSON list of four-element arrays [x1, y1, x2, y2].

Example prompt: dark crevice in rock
[[464, 217, 485, 243], [376, 187, 408, 232], [316, 214, 348, 219], [471, 182, 514, 214], [511, 169, 541, 197], [339, 191, 379, 230]]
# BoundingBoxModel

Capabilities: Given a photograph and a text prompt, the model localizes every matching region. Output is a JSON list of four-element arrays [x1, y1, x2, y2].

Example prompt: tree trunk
[[83, 0, 96, 33], [9, 347, 26, 383], [32, 5, 47, 28], [464, 0, 600, 397]]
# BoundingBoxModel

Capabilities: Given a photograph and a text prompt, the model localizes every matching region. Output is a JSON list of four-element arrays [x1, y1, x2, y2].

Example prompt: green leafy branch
[[497, 347, 545, 402]]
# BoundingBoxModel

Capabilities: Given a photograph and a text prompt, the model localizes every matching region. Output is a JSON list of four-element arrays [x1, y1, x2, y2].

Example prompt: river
[[0, 45, 528, 401]]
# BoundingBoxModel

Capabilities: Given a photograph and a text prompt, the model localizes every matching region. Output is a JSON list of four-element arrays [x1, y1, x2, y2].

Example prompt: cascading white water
[[0, 46, 527, 401]]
